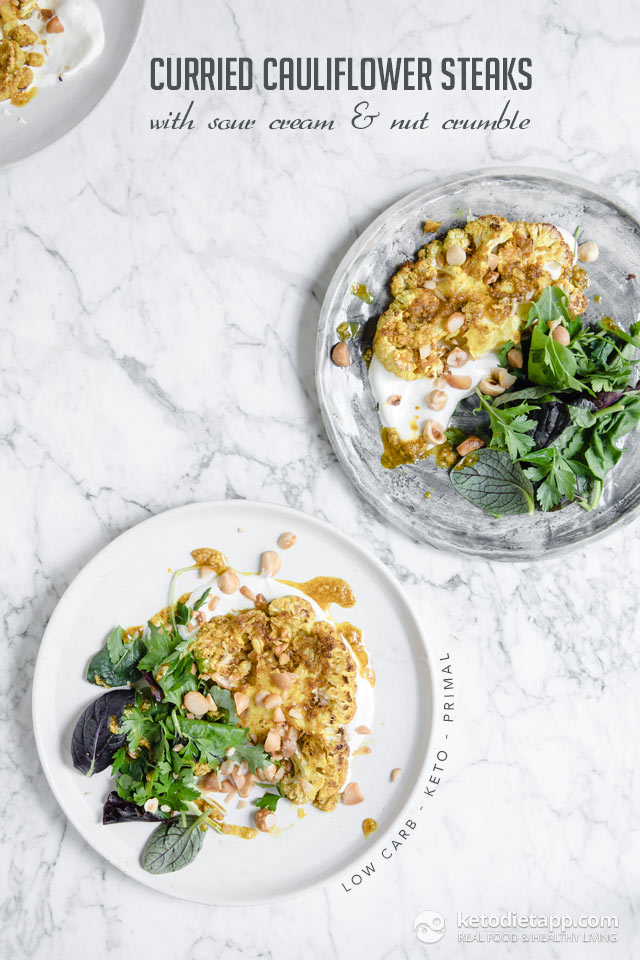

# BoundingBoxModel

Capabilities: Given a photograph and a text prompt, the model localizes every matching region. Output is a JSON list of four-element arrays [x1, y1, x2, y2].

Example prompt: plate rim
[[315, 165, 640, 561], [32, 498, 437, 905], [1, 0, 147, 170]]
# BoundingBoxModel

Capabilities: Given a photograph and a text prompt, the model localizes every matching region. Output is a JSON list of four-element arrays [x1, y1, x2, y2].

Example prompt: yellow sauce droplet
[[362, 818, 378, 839], [297, 807, 306, 819], [594, 294, 601, 303], [279, 577, 355, 611], [424, 490, 431, 499]]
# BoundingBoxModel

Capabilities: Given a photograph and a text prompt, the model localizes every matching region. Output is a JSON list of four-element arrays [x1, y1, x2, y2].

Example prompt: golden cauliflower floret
[[8, 24, 37, 46], [0, 38, 24, 73], [281, 731, 350, 812], [373, 214, 589, 379], [17, 0, 37, 17], [0, 3, 17, 23], [188, 584, 360, 812], [25, 50, 44, 66]]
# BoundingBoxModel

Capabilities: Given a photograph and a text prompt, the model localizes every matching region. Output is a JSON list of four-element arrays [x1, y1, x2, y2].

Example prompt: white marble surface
[[2, 0, 640, 957]]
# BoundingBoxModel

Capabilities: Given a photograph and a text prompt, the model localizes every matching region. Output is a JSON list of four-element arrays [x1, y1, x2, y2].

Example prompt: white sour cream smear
[[370, 351, 499, 443], [27, 0, 104, 87]]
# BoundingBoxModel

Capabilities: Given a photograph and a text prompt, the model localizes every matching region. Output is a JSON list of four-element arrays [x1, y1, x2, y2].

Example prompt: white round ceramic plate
[[0, 0, 145, 168], [33, 500, 434, 905]]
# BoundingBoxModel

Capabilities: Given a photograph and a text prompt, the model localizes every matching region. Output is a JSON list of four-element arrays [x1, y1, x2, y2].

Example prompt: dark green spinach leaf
[[86, 626, 144, 687]]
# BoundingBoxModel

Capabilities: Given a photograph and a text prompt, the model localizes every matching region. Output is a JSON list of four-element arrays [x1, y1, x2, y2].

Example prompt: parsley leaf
[[254, 789, 283, 812], [86, 626, 144, 688], [474, 392, 538, 459], [520, 447, 577, 511]]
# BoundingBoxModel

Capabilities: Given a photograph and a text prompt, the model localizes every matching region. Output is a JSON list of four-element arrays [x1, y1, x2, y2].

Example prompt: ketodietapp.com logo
[[413, 910, 619, 946], [414, 911, 446, 944]]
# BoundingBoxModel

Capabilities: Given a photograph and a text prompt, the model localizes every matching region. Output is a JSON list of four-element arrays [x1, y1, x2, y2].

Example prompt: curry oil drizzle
[[381, 426, 459, 470], [278, 576, 355, 611]]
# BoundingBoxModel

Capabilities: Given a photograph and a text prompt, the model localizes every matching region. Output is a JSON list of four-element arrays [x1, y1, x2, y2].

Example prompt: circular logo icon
[[414, 910, 446, 944]]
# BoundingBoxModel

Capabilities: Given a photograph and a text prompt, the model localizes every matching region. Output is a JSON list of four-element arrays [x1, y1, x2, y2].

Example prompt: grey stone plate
[[316, 167, 640, 561]]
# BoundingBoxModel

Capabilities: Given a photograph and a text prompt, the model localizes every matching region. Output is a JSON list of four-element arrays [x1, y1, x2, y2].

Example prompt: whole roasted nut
[[444, 373, 472, 390], [218, 569, 239, 593], [493, 367, 517, 389], [423, 419, 445, 444], [446, 311, 465, 333], [264, 728, 282, 754], [507, 345, 524, 369], [261, 550, 281, 577], [183, 691, 210, 717], [233, 691, 250, 715], [331, 342, 351, 366], [342, 782, 364, 805], [446, 244, 466, 266], [272, 671, 297, 691], [426, 389, 447, 411], [578, 240, 599, 263], [46, 14, 64, 32], [478, 377, 505, 397], [447, 347, 468, 368], [551, 325, 571, 346], [277, 532, 297, 550], [255, 809, 276, 832], [456, 436, 484, 457]]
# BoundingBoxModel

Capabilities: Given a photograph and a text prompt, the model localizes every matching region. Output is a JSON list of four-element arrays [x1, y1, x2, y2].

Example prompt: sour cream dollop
[[28, 0, 104, 88]]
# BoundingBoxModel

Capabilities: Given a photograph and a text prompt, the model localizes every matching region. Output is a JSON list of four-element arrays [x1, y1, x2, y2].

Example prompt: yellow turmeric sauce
[[220, 823, 259, 840], [279, 576, 355, 611], [381, 427, 459, 470], [362, 818, 378, 838]]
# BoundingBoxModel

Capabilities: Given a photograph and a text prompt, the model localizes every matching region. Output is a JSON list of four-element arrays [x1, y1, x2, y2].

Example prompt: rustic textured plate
[[316, 167, 640, 560]]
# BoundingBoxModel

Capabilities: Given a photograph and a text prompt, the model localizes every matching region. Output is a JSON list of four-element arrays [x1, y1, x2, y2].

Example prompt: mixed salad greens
[[71, 572, 273, 875], [448, 286, 640, 516]]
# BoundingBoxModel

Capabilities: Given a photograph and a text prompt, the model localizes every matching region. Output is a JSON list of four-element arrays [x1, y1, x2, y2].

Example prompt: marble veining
[[2, 0, 640, 957]]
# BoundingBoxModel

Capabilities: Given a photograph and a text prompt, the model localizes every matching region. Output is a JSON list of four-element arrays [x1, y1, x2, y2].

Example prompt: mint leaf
[[450, 449, 535, 516]]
